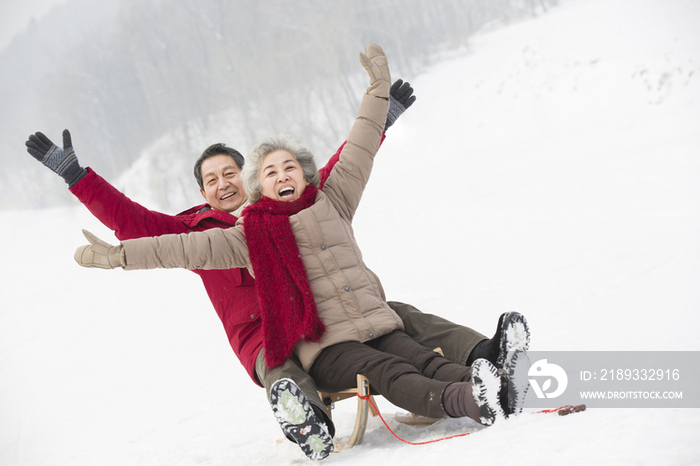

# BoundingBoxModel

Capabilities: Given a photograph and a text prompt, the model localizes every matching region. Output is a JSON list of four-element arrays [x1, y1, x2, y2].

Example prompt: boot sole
[[269, 378, 334, 461], [471, 359, 507, 426], [497, 312, 531, 369], [506, 349, 531, 416]]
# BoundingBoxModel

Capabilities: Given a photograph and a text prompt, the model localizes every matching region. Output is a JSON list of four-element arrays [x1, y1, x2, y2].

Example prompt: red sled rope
[[357, 393, 586, 446]]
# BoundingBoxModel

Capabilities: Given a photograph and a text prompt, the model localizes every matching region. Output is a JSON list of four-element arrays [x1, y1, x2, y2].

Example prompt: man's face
[[259, 150, 308, 202], [199, 154, 247, 212]]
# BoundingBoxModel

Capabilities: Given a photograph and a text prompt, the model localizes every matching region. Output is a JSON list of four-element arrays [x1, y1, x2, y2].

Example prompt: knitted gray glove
[[25, 129, 87, 187], [74, 230, 126, 269], [385, 79, 417, 131]]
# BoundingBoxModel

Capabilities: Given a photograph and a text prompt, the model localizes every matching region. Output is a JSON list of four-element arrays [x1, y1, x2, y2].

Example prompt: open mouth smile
[[278, 187, 295, 198]]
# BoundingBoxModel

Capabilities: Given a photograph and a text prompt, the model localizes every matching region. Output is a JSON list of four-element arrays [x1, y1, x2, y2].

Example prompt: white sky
[[0, 0, 66, 50]]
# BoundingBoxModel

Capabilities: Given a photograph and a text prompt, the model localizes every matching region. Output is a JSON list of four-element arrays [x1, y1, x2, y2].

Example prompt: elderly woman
[[76, 45, 524, 451]]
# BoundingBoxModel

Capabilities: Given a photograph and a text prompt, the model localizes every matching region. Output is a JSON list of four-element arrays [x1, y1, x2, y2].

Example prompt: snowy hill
[[1, 0, 699, 464]]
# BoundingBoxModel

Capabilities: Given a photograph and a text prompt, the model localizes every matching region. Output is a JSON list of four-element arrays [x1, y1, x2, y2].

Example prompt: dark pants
[[308, 330, 473, 419], [256, 301, 487, 437], [389, 301, 487, 366]]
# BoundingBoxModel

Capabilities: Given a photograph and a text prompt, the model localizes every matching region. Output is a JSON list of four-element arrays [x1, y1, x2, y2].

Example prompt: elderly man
[[27, 80, 528, 460]]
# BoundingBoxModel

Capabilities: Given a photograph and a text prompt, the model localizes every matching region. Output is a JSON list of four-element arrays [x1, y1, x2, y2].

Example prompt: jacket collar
[[176, 203, 239, 228]]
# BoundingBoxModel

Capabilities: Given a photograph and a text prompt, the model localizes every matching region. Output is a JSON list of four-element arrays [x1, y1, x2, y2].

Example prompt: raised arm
[[26, 130, 196, 240], [70, 169, 195, 239], [320, 45, 391, 221], [317, 79, 415, 187]]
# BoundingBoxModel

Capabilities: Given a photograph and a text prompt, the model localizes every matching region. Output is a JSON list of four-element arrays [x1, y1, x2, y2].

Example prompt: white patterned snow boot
[[269, 378, 334, 461], [496, 312, 531, 372], [503, 349, 531, 416], [471, 358, 507, 426]]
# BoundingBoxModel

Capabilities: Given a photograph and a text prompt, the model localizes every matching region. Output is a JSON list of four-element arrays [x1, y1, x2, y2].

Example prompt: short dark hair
[[193, 143, 245, 190]]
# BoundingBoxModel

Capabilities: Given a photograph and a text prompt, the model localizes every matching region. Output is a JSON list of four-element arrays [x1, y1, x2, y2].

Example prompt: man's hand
[[359, 44, 391, 99], [385, 79, 417, 131], [74, 230, 126, 269], [25, 129, 87, 187]]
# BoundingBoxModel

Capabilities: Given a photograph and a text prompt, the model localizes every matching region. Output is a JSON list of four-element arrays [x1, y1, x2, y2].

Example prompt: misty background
[[0, 0, 554, 212]]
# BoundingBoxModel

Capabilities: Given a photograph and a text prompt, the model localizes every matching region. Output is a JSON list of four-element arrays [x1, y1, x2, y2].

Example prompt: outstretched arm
[[75, 225, 251, 272]]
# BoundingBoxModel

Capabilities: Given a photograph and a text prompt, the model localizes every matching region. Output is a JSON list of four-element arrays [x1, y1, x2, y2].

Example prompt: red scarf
[[242, 184, 325, 368]]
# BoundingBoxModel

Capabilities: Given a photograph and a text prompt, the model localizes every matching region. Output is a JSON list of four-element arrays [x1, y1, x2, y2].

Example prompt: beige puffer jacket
[[121, 93, 403, 370]]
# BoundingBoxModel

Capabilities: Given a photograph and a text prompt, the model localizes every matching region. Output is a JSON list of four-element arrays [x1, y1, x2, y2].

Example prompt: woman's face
[[259, 149, 309, 202]]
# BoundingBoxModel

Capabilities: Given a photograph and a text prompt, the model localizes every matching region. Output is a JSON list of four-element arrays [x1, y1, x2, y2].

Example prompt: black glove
[[384, 79, 417, 131], [26, 129, 87, 187]]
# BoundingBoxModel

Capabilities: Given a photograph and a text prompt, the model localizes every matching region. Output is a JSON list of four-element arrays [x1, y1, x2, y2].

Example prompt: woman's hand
[[359, 44, 391, 99], [74, 230, 126, 269]]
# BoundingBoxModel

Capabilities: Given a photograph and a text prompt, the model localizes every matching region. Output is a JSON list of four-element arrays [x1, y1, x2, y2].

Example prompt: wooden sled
[[318, 374, 376, 450], [318, 348, 444, 450]]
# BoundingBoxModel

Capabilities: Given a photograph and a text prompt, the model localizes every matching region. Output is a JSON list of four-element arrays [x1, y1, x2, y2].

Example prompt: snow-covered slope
[[1, 0, 699, 464]]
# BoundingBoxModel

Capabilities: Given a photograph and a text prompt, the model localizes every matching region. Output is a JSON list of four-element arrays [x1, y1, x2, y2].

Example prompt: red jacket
[[69, 143, 347, 385]]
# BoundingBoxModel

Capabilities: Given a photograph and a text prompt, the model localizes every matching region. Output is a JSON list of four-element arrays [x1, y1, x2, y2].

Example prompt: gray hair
[[242, 134, 320, 204]]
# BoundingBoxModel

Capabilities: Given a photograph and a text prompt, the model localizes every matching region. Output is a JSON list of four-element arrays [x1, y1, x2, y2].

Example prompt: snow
[[2, 0, 700, 464]]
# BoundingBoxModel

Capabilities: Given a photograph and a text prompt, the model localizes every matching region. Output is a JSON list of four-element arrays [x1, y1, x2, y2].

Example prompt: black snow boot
[[467, 312, 530, 372]]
